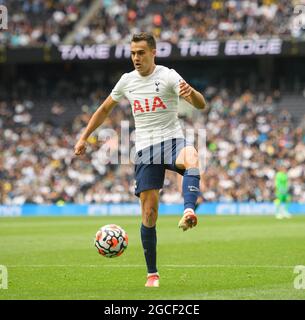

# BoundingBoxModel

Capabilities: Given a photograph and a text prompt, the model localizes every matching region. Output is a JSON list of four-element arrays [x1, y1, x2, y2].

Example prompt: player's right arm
[[74, 95, 118, 155]]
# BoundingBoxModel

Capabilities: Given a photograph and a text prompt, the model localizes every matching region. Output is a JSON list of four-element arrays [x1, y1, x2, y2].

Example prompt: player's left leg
[[274, 198, 283, 219], [283, 194, 292, 218], [140, 189, 160, 287], [176, 173, 204, 213], [175, 146, 200, 231], [194, 192, 204, 212], [275, 194, 291, 219]]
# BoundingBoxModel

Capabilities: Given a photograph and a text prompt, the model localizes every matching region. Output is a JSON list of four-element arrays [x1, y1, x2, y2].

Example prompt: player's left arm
[[179, 81, 206, 109]]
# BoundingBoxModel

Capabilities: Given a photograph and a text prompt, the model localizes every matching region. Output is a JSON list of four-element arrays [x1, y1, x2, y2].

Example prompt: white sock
[[184, 208, 195, 215], [148, 272, 159, 277]]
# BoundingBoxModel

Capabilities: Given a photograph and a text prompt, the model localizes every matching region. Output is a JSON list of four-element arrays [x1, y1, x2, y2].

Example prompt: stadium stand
[[1, 80, 304, 205], [0, 0, 91, 46], [1, 0, 305, 47]]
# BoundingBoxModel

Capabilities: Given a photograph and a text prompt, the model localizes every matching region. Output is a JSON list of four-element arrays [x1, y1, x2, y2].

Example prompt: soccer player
[[74, 33, 206, 287], [274, 167, 291, 219]]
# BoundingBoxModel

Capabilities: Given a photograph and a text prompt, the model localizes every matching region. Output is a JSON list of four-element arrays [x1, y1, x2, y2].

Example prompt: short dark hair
[[131, 32, 156, 49]]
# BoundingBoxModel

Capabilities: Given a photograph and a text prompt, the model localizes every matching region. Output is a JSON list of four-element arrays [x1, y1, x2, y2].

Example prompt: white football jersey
[[110, 65, 185, 152]]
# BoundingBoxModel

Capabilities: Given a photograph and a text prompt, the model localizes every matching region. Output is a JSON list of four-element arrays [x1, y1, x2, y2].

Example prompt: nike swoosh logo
[[188, 186, 200, 192]]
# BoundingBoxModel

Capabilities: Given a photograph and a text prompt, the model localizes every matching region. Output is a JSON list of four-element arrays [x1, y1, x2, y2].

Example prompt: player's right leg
[[134, 154, 165, 287], [140, 189, 160, 287]]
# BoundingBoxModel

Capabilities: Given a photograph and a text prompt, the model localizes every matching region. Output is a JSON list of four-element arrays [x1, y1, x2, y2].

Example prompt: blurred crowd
[[1, 0, 305, 47], [0, 0, 91, 46], [1, 85, 304, 205]]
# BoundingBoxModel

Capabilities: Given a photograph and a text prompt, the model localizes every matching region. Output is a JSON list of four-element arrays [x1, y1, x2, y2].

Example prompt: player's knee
[[185, 154, 199, 169], [177, 147, 199, 169]]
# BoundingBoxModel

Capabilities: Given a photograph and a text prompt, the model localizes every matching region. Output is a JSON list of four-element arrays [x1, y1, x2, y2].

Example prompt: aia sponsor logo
[[133, 97, 167, 114]]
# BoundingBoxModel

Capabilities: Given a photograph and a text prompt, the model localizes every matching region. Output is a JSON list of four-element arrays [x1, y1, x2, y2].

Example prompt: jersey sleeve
[[168, 69, 184, 96], [110, 74, 127, 102]]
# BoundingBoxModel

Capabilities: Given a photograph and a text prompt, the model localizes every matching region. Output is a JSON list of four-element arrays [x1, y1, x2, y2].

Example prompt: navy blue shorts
[[134, 138, 192, 197]]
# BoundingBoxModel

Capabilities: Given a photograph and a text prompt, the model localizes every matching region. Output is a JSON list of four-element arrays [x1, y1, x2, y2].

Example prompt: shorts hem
[[135, 184, 163, 197]]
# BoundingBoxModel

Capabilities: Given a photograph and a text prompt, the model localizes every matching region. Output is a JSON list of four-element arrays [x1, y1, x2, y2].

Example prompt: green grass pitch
[[0, 215, 305, 300]]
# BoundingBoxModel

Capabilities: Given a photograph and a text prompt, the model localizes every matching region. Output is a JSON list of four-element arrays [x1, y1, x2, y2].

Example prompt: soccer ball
[[95, 224, 128, 258]]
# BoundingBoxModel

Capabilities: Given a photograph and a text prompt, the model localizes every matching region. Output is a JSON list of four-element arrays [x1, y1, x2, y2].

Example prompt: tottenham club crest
[[154, 80, 160, 92]]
